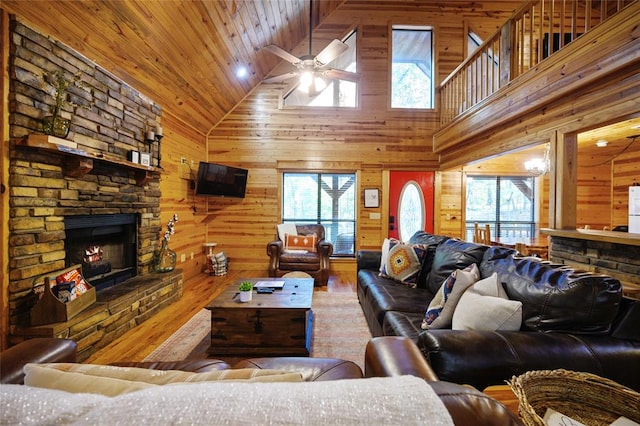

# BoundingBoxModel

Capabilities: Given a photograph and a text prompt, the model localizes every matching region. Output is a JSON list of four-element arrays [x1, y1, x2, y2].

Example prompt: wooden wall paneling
[[576, 162, 613, 230], [436, 169, 464, 239], [358, 167, 384, 251], [158, 114, 208, 281], [612, 151, 640, 226], [1, 9, 9, 349]]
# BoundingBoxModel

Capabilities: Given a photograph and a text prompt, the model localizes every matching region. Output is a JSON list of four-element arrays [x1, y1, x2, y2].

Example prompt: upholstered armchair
[[267, 224, 333, 286]]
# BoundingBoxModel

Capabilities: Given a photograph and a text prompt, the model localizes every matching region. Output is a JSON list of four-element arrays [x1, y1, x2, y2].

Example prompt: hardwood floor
[[86, 270, 357, 364]]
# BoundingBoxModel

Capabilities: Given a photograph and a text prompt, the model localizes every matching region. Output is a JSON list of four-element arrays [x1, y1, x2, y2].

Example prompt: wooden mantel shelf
[[541, 228, 640, 247], [17, 134, 160, 186]]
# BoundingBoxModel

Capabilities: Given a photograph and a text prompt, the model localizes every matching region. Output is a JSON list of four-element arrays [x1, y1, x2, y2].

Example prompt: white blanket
[[1, 376, 453, 425]]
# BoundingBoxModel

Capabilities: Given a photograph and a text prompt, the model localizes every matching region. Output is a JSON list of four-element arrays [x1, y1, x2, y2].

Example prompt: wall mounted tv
[[195, 162, 248, 198]]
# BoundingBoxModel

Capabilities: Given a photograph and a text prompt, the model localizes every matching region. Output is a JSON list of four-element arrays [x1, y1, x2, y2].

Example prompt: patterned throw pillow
[[422, 263, 479, 329], [379, 239, 427, 287], [284, 234, 317, 252]]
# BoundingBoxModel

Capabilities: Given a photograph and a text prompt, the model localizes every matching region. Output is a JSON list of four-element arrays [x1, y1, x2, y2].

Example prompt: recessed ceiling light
[[236, 66, 248, 78], [596, 139, 608, 147]]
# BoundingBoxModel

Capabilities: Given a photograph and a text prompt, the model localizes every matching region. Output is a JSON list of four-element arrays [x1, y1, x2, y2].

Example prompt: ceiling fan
[[262, 0, 360, 96]]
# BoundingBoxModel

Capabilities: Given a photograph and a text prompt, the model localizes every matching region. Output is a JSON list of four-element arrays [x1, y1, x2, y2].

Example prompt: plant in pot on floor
[[239, 281, 253, 302]]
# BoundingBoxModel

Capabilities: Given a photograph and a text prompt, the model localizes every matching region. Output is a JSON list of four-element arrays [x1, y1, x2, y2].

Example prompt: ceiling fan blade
[[264, 72, 299, 83], [315, 39, 348, 66], [263, 45, 301, 65], [322, 69, 361, 82]]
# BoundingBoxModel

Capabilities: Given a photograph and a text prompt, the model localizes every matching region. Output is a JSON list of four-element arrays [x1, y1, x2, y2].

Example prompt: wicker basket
[[508, 369, 640, 426]]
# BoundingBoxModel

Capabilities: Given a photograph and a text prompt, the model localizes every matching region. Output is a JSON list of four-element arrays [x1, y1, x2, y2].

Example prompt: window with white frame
[[391, 25, 433, 109], [282, 172, 356, 256]]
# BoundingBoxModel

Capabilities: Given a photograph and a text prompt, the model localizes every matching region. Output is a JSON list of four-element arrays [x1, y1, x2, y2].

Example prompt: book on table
[[254, 280, 286, 289]]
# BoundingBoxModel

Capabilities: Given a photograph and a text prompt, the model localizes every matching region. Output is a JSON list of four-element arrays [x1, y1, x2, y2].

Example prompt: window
[[282, 172, 356, 256], [391, 25, 433, 109], [465, 176, 536, 241], [468, 30, 482, 56], [283, 30, 358, 108], [398, 181, 425, 241]]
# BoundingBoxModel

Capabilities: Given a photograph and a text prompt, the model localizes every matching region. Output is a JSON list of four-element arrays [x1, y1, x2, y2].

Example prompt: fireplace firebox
[[64, 214, 138, 291]]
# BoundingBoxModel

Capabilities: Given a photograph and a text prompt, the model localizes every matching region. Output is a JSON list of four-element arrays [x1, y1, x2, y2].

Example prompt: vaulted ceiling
[[2, 0, 637, 160], [1, 0, 345, 133]]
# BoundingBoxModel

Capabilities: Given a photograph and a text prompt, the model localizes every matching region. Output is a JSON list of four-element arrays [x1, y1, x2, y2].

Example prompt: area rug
[[143, 292, 372, 370]]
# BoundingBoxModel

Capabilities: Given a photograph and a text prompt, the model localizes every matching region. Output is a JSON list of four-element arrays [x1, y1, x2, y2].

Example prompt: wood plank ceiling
[[1, 0, 345, 133]]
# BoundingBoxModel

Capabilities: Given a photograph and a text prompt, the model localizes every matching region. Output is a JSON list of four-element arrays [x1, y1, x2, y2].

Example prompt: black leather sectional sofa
[[356, 231, 640, 391]]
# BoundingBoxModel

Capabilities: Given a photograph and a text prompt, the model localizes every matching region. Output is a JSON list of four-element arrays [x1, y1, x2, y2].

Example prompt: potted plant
[[238, 281, 253, 302]]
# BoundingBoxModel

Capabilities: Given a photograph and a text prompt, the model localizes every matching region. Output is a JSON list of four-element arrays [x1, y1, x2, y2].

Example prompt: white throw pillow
[[379, 237, 392, 273], [277, 223, 297, 242], [422, 263, 480, 329], [452, 273, 523, 331]]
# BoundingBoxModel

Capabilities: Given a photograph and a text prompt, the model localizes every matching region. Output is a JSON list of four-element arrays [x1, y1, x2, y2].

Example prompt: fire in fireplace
[[64, 214, 138, 291]]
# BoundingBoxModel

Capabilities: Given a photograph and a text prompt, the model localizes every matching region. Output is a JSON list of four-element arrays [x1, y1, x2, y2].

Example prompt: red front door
[[388, 171, 434, 240]]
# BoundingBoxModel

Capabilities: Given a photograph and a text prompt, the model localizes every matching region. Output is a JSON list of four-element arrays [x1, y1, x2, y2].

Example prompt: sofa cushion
[[426, 239, 488, 294], [24, 363, 303, 396], [452, 273, 523, 331], [422, 263, 479, 329], [379, 238, 428, 287], [481, 247, 622, 334], [383, 311, 425, 341], [408, 231, 451, 289]]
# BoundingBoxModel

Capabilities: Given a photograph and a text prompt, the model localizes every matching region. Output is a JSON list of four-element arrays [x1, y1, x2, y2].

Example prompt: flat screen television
[[195, 162, 248, 198]]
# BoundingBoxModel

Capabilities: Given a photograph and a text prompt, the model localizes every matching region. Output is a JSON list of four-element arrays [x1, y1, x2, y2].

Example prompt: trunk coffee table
[[205, 277, 314, 357]]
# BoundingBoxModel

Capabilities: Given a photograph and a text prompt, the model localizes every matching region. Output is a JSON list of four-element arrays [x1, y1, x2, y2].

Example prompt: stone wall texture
[[7, 18, 174, 353], [550, 237, 640, 296]]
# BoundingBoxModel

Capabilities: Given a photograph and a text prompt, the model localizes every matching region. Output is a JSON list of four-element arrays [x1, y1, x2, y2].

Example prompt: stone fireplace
[[6, 18, 183, 360]]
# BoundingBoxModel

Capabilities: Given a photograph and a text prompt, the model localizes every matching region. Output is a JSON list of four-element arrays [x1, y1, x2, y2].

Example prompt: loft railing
[[439, 0, 634, 126]]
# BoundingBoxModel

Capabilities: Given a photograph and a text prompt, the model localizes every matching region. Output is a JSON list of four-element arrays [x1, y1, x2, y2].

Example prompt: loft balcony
[[434, 0, 640, 168]]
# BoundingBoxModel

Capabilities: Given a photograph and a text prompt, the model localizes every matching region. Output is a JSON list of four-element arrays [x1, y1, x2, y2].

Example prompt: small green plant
[[239, 281, 253, 292]]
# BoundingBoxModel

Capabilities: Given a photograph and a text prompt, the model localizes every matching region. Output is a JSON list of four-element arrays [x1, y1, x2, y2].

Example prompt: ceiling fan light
[[299, 71, 313, 90]]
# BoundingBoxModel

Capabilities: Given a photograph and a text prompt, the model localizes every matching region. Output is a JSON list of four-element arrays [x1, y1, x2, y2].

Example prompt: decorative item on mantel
[[144, 125, 164, 168], [154, 213, 178, 273], [41, 70, 85, 138]]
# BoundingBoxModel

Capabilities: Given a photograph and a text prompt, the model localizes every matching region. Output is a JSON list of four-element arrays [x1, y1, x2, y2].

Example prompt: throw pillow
[[24, 363, 304, 396], [277, 223, 297, 242], [421, 263, 479, 329], [379, 239, 427, 287], [379, 237, 393, 273], [284, 233, 317, 252], [452, 273, 523, 331]]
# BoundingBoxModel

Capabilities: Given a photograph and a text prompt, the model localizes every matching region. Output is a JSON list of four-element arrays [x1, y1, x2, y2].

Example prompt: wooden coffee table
[[205, 277, 314, 357]]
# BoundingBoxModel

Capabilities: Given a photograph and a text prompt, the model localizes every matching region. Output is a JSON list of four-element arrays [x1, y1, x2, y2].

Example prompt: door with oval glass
[[388, 171, 434, 241]]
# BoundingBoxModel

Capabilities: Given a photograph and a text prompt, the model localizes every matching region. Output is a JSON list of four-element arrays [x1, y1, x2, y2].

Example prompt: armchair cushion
[[284, 233, 317, 252]]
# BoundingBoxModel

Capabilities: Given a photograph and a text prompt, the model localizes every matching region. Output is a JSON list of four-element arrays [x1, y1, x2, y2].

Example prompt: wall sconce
[[144, 125, 163, 168]]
